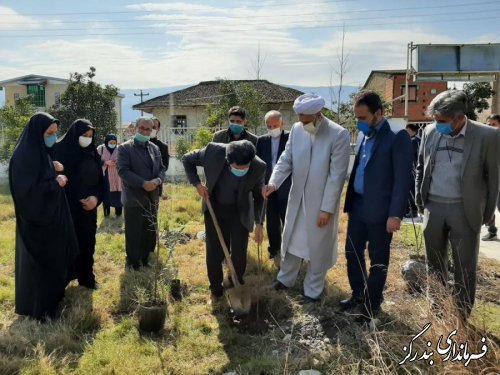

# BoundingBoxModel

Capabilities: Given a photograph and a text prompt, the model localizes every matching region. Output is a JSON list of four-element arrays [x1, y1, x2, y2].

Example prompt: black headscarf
[[53, 119, 103, 211], [54, 119, 97, 173], [104, 134, 118, 153], [9, 112, 79, 274]]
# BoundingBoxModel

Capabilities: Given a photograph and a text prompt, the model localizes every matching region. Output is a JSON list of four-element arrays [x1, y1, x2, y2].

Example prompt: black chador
[[9, 112, 79, 320], [53, 119, 103, 289]]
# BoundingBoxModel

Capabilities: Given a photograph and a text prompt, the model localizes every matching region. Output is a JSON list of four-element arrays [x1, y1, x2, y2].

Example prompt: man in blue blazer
[[256, 110, 291, 261], [343, 90, 413, 321]]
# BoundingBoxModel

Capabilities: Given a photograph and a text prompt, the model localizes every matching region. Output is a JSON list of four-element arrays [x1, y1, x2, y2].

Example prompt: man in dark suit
[[212, 106, 258, 145], [150, 117, 170, 172], [117, 117, 166, 270], [405, 123, 421, 218], [256, 110, 291, 261], [182, 140, 266, 299], [343, 90, 413, 321]]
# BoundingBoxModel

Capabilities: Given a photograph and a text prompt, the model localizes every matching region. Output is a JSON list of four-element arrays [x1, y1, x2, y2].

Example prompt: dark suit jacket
[[150, 138, 170, 171], [256, 131, 291, 200], [212, 128, 258, 145], [416, 119, 500, 231], [116, 139, 166, 207], [182, 142, 266, 232], [344, 119, 413, 223]]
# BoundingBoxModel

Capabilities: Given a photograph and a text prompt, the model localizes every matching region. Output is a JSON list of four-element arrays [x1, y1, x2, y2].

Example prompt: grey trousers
[[423, 200, 480, 317]]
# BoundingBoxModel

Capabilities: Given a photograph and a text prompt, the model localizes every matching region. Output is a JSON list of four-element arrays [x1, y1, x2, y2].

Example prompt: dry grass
[[0, 182, 498, 374]]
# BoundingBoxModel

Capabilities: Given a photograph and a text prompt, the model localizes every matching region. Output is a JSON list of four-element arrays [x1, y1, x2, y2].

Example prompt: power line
[[0, 0, 360, 16], [0, 14, 499, 39], [2, 6, 499, 32], [1, 0, 496, 25]]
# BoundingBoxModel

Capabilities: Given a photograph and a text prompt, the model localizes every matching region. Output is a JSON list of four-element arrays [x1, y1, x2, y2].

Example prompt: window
[[400, 85, 418, 102], [13, 93, 20, 100], [54, 92, 61, 108], [27, 85, 46, 107], [172, 115, 187, 134], [430, 88, 437, 96]]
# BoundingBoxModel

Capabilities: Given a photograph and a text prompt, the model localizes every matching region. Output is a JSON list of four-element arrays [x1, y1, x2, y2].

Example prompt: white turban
[[293, 93, 325, 115]]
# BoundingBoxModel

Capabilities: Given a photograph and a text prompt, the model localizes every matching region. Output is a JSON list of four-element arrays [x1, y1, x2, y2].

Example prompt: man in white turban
[[262, 93, 351, 301]]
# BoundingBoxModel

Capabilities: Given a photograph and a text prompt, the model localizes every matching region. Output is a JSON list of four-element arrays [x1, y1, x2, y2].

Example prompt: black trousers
[[345, 194, 393, 312], [204, 203, 249, 294], [124, 204, 157, 267], [266, 193, 287, 257], [73, 207, 98, 286]]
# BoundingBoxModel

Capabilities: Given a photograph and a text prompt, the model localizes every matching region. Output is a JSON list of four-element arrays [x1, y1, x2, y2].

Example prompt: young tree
[[205, 80, 265, 133], [461, 82, 495, 121], [0, 96, 35, 163], [51, 67, 119, 141]]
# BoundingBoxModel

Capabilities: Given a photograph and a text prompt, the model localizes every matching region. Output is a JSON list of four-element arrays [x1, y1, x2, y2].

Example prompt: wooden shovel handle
[[205, 199, 241, 287]]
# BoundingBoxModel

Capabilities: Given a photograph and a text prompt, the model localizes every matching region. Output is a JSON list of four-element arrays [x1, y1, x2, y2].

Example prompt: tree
[[192, 127, 213, 150], [51, 67, 119, 141], [0, 96, 35, 163], [461, 82, 495, 121], [329, 25, 350, 125], [205, 80, 265, 133], [250, 43, 266, 80]]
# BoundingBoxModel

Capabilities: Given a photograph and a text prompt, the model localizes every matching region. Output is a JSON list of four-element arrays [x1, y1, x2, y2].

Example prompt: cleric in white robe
[[263, 94, 351, 301]]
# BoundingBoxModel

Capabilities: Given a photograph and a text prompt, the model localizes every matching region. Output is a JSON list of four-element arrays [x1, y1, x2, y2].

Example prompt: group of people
[[9, 88, 499, 323], [9, 114, 169, 320], [183, 89, 499, 322]]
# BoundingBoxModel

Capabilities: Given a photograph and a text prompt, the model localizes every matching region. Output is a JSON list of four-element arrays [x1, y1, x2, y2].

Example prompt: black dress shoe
[[272, 280, 288, 291], [301, 294, 321, 304], [339, 296, 364, 311]]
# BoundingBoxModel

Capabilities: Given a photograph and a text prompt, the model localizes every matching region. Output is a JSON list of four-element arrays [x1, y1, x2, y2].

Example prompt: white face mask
[[79, 136, 92, 148], [268, 128, 282, 138], [303, 121, 320, 135], [151, 129, 158, 138]]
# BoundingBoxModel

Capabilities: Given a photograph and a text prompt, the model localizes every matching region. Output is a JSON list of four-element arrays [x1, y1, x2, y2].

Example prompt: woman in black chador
[[9, 112, 79, 321], [54, 119, 103, 290]]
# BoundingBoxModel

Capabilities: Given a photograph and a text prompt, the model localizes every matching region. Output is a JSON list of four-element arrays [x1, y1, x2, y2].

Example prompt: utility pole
[[134, 89, 149, 115]]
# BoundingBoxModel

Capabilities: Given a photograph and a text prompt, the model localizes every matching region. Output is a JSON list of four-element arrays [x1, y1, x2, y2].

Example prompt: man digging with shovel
[[182, 140, 266, 313]]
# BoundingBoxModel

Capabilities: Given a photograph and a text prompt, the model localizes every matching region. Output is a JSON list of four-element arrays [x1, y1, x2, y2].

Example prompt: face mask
[[356, 121, 374, 137], [303, 121, 318, 135], [79, 136, 92, 148], [150, 129, 158, 138], [135, 133, 150, 143], [268, 128, 282, 138], [435, 122, 453, 135], [44, 134, 57, 148], [229, 123, 244, 135], [230, 167, 249, 177], [108, 144, 117, 149]]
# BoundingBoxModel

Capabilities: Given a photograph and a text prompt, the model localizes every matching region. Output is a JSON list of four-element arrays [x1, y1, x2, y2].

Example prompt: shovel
[[205, 199, 252, 316]]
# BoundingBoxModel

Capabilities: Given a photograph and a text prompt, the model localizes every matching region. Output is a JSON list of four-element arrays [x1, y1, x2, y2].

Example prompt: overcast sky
[[0, 0, 499, 89]]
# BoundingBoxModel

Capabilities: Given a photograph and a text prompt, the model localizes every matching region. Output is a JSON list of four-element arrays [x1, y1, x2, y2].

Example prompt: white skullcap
[[293, 93, 325, 115]]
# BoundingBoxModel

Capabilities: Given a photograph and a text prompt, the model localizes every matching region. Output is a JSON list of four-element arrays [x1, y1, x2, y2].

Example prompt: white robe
[[269, 117, 351, 273]]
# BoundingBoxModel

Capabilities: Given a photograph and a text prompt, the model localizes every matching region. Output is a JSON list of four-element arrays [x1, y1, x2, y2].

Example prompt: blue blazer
[[344, 119, 413, 223]]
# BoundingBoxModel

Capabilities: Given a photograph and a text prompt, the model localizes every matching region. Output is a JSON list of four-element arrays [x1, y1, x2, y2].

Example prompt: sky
[[0, 0, 499, 90]]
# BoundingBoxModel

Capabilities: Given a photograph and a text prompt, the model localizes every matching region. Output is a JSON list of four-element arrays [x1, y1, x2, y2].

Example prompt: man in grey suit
[[117, 117, 166, 270], [416, 90, 499, 319], [182, 140, 265, 300]]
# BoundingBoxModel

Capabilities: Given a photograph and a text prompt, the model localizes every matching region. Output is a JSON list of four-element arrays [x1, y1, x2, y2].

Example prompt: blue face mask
[[435, 122, 453, 135], [230, 167, 249, 177], [229, 123, 244, 135], [135, 133, 150, 143], [108, 144, 116, 149], [356, 121, 374, 137], [44, 134, 57, 148]]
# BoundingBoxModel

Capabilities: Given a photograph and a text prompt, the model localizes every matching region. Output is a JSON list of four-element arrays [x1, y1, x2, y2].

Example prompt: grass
[[0, 183, 498, 374]]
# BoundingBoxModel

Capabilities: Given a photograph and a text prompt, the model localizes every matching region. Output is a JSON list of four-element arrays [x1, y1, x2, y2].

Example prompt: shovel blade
[[227, 286, 251, 316]]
